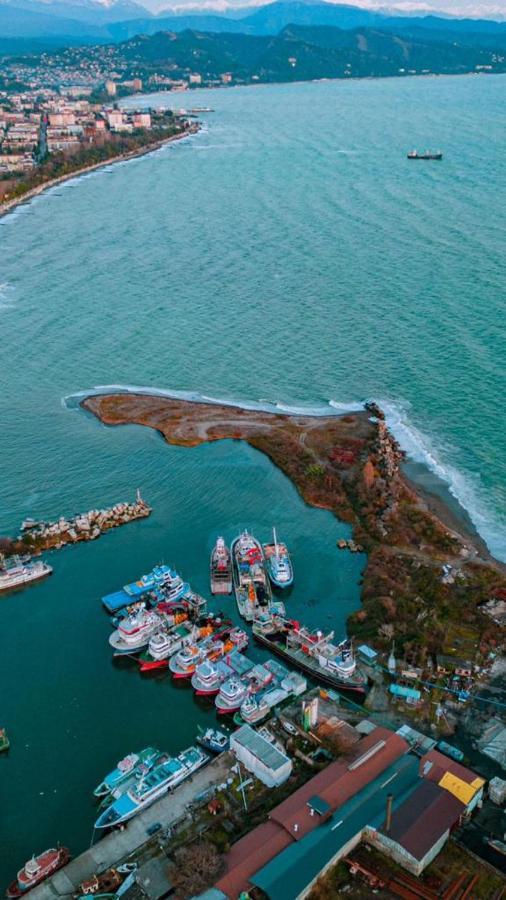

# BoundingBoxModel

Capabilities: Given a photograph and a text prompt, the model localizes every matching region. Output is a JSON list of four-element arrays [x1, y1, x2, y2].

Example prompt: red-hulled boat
[[6, 847, 70, 898]]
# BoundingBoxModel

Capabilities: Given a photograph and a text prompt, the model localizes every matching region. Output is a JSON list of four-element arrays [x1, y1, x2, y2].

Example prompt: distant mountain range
[[1, 0, 506, 53], [28, 19, 506, 85]]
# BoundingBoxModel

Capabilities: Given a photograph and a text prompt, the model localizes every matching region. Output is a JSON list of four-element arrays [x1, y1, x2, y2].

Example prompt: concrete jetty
[[19, 490, 151, 554], [29, 752, 233, 900]]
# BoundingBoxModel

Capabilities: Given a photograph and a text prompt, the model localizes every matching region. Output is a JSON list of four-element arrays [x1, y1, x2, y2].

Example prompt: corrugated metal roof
[[385, 780, 465, 861], [269, 727, 408, 840], [231, 725, 290, 772], [420, 749, 485, 805], [250, 756, 421, 900]]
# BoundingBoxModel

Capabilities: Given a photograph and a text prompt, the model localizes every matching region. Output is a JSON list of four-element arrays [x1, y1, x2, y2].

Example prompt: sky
[[136, 0, 506, 19]]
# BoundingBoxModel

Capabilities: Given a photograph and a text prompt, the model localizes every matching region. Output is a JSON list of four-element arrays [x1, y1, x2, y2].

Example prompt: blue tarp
[[102, 589, 131, 613]]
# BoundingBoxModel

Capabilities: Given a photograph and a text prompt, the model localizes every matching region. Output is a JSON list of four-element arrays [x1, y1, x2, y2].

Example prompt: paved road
[[29, 753, 234, 900]]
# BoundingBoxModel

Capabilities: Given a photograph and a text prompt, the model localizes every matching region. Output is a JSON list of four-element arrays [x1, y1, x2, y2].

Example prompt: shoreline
[[80, 391, 506, 668], [0, 126, 197, 222]]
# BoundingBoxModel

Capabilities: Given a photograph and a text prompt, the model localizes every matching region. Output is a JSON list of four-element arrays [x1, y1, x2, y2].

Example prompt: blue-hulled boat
[[94, 745, 208, 829], [93, 747, 159, 798], [263, 529, 293, 589]]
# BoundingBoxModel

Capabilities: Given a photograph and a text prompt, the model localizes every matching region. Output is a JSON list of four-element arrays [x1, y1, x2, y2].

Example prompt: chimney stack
[[385, 793, 393, 833]]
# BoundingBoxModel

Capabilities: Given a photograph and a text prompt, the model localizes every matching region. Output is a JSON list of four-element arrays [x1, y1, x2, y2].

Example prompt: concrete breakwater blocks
[[20, 495, 152, 552]]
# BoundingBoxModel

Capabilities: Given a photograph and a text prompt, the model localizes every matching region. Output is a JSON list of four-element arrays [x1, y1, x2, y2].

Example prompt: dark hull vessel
[[253, 617, 368, 694], [407, 151, 443, 160]]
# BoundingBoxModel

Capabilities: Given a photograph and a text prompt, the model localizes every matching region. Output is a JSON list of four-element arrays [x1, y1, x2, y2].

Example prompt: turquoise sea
[[0, 74, 505, 882]]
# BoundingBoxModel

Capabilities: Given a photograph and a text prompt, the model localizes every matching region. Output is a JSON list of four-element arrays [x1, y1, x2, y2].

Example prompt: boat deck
[[27, 754, 234, 900]]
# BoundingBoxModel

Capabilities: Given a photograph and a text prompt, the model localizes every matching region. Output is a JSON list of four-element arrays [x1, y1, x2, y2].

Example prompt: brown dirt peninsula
[[82, 392, 506, 664]]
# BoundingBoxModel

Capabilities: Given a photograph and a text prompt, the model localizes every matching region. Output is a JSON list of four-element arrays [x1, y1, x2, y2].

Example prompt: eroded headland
[[83, 392, 506, 677]]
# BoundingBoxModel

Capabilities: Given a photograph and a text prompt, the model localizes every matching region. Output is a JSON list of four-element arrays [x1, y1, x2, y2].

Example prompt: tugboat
[[210, 537, 232, 595], [6, 847, 71, 897], [231, 531, 272, 621], [407, 150, 443, 160], [196, 727, 229, 754], [263, 528, 293, 589], [253, 613, 368, 693]]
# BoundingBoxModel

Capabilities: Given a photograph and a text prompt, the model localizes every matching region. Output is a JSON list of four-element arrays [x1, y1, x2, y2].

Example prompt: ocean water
[[0, 74, 505, 879]]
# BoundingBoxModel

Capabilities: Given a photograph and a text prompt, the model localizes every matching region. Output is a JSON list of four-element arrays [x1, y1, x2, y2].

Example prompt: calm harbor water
[[0, 74, 505, 881]]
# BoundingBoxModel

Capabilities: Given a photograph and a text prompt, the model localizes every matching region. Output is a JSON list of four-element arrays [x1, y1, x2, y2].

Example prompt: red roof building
[[215, 727, 409, 898]]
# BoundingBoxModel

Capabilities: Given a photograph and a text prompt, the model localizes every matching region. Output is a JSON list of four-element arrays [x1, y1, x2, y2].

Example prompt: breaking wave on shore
[[66, 384, 506, 563], [372, 398, 506, 563]]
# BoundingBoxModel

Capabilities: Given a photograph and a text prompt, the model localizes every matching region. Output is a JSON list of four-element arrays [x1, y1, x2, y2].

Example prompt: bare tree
[[170, 840, 224, 899]]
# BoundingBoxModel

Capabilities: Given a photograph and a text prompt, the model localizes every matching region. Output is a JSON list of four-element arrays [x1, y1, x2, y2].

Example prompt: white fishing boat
[[231, 531, 272, 622], [263, 528, 293, 589], [0, 558, 52, 593], [210, 537, 232, 595]]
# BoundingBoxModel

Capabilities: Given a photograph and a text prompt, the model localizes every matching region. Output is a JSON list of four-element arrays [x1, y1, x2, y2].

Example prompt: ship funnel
[[384, 793, 393, 833]]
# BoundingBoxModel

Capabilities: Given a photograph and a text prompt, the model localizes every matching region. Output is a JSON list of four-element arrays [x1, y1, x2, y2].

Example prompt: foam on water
[[375, 398, 506, 562], [0, 281, 15, 311], [66, 384, 363, 418]]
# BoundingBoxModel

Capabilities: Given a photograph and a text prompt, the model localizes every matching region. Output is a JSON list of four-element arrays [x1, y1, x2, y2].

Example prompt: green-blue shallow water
[[0, 73, 505, 881]]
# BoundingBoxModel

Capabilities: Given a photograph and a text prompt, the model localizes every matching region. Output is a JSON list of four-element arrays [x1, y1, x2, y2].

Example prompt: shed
[[230, 724, 292, 788], [389, 684, 421, 702]]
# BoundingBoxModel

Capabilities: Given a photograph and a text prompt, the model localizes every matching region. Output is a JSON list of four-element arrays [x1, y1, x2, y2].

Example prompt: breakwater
[[17, 492, 151, 553]]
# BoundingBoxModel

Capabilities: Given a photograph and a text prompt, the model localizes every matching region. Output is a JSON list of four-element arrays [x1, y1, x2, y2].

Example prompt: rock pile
[[20, 491, 151, 552]]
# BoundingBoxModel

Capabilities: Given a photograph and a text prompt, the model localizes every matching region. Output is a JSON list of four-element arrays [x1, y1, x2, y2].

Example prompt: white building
[[230, 724, 292, 788]]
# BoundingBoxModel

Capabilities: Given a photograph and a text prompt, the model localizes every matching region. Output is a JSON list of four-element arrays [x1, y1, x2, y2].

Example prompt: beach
[[0, 126, 197, 221]]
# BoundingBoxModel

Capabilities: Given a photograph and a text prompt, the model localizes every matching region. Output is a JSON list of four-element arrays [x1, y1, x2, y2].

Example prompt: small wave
[[328, 399, 365, 414], [376, 398, 506, 562], [65, 384, 364, 419], [0, 282, 15, 311]]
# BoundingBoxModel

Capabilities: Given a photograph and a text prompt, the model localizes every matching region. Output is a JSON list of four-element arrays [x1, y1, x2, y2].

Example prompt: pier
[[29, 752, 233, 900]]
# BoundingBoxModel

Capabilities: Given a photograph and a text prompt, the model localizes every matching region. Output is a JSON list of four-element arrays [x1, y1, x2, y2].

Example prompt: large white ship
[[0, 558, 52, 593]]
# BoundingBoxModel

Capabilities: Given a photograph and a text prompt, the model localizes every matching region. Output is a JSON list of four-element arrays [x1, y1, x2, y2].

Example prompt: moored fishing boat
[[0, 558, 52, 594], [93, 747, 159, 798], [138, 620, 206, 671], [263, 528, 293, 589], [196, 727, 229, 754], [102, 565, 189, 615], [215, 675, 250, 714], [215, 660, 273, 714], [253, 613, 368, 693], [231, 531, 272, 622], [94, 745, 208, 829], [191, 648, 252, 696], [169, 626, 247, 679], [210, 537, 232, 595], [6, 847, 70, 898], [109, 608, 160, 655]]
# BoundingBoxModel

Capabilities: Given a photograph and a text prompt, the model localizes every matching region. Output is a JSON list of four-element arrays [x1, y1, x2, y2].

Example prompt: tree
[[170, 840, 224, 899]]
